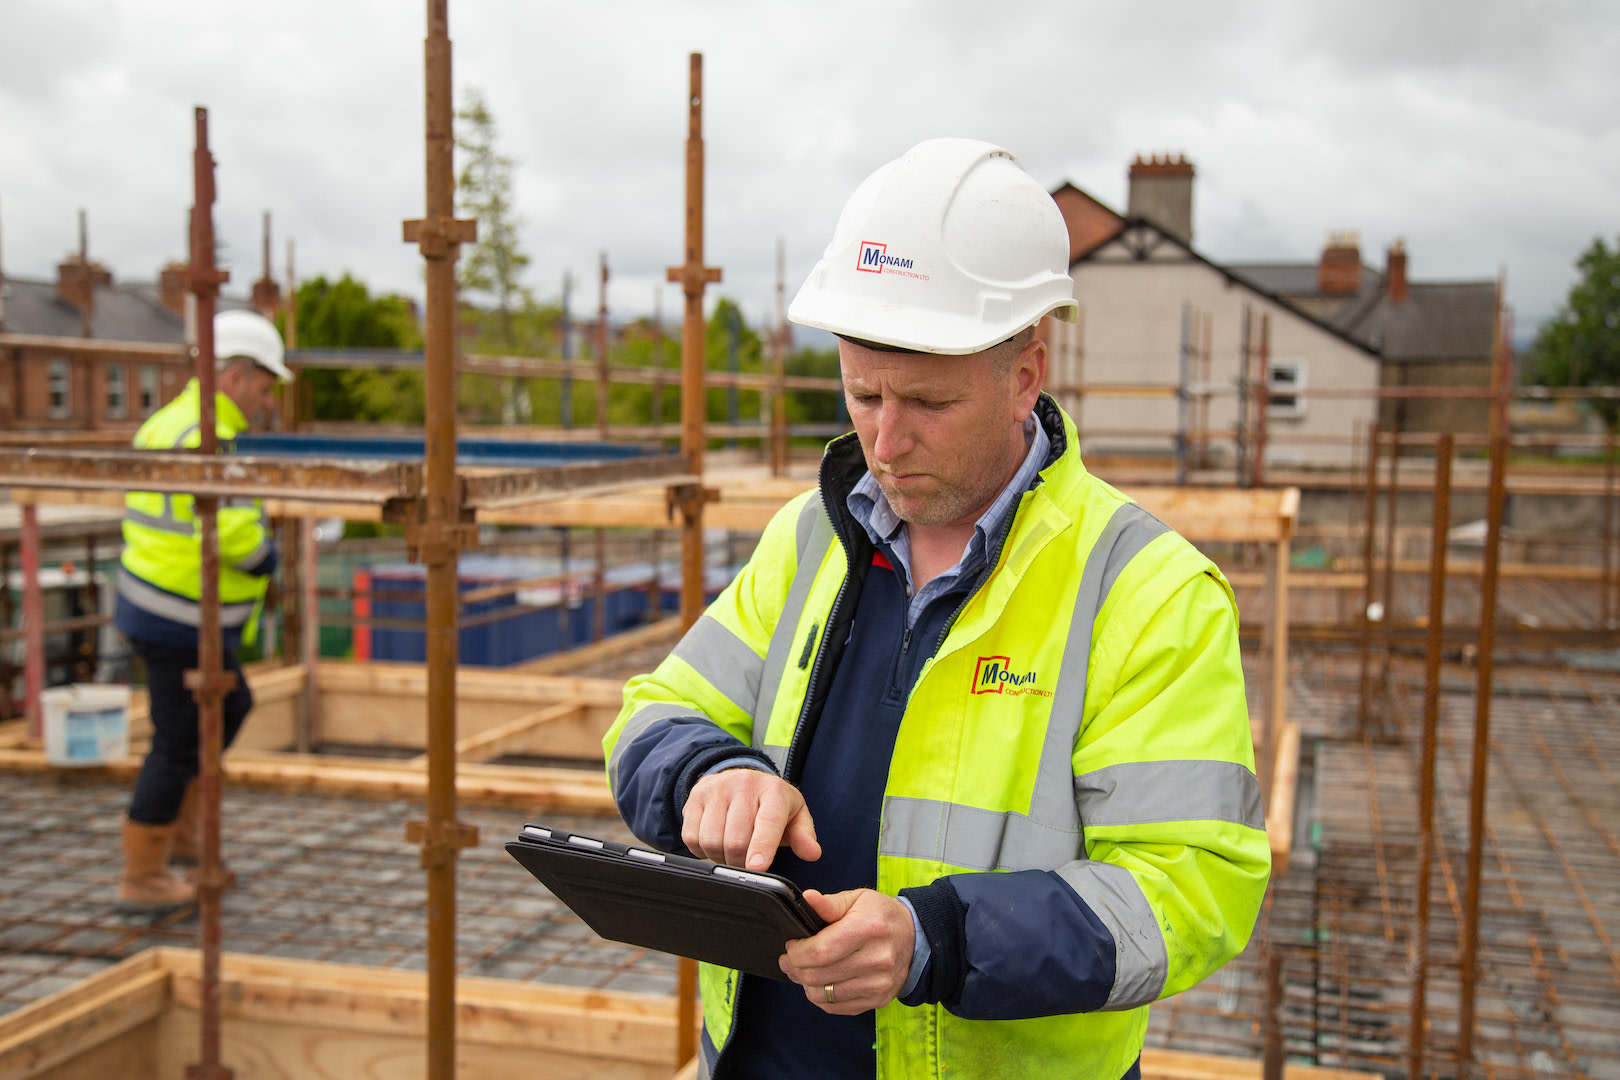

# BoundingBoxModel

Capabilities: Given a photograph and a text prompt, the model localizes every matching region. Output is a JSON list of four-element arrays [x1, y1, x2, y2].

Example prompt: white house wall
[[1061, 254, 1379, 470]]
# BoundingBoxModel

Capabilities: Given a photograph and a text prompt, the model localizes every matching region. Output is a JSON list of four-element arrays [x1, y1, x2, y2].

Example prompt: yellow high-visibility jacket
[[114, 378, 277, 649], [604, 396, 1270, 1079]]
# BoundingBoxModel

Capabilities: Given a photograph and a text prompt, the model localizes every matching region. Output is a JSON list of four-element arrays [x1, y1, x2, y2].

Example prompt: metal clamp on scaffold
[[665, 483, 719, 523], [403, 215, 478, 258], [404, 519, 480, 567], [406, 819, 481, 870], [182, 667, 241, 702]]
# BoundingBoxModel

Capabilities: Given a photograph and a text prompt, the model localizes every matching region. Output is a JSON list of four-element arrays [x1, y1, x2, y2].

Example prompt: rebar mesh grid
[[0, 774, 674, 1017]]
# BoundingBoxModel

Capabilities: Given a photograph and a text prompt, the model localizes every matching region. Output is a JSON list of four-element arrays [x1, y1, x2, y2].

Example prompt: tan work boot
[[117, 819, 196, 913], [169, 782, 236, 890], [170, 780, 200, 867]]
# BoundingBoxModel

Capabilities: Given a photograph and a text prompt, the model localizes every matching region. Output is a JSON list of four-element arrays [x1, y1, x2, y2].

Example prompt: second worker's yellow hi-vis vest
[[116, 378, 275, 647]]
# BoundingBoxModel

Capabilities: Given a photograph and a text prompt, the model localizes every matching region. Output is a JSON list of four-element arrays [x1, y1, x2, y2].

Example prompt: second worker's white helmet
[[214, 309, 293, 382], [788, 138, 1078, 355]]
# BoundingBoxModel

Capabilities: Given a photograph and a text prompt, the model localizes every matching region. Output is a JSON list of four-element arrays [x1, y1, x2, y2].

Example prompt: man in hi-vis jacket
[[115, 309, 291, 912], [605, 139, 1270, 1079]]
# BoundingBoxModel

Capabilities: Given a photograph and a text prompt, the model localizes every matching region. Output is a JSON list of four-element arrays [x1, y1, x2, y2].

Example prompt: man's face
[[840, 336, 1045, 530], [218, 361, 279, 430]]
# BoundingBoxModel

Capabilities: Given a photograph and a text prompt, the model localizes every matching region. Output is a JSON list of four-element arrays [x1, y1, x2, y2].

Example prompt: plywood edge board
[[0, 747, 614, 810], [1141, 1048, 1381, 1080], [156, 950, 675, 1065], [514, 616, 683, 674], [1266, 721, 1301, 877], [417, 701, 589, 766], [315, 660, 625, 707], [0, 958, 169, 1080]]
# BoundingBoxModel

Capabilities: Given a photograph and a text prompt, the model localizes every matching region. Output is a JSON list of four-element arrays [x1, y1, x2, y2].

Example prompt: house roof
[[1049, 181, 1126, 263], [1050, 174, 1498, 366], [1074, 216, 1383, 359], [0, 276, 254, 345], [1227, 263, 1497, 362]]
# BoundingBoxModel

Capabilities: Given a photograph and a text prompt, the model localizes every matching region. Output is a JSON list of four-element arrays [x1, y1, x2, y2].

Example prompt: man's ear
[[1012, 338, 1047, 420]]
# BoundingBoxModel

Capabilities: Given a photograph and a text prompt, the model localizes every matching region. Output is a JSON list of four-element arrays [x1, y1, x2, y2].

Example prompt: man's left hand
[[780, 888, 913, 1015]]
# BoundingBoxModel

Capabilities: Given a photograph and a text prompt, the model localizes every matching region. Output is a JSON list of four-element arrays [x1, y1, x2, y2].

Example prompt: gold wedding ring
[[824, 983, 837, 1005]]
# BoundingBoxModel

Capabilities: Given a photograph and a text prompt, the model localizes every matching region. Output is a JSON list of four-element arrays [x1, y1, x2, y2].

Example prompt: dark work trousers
[[126, 639, 254, 824]]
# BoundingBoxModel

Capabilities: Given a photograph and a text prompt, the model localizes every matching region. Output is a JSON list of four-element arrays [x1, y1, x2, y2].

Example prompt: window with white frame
[[139, 365, 160, 415], [106, 364, 128, 419], [1268, 360, 1306, 418], [47, 360, 72, 418]]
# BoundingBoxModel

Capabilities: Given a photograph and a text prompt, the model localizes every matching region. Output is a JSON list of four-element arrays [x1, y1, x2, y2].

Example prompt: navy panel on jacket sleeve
[[240, 546, 278, 578], [611, 714, 774, 855], [909, 868, 1118, 1020]]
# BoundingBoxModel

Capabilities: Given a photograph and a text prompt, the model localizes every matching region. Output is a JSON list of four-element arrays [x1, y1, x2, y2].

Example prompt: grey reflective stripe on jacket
[[753, 497, 834, 763], [1056, 859, 1169, 1010], [670, 616, 763, 719], [124, 495, 192, 537], [116, 571, 258, 628], [1075, 759, 1264, 830], [606, 702, 699, 795]]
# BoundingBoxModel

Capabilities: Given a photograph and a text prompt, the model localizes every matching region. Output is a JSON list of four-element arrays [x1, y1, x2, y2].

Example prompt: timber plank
[[1142, 1047, 1378, 1080], [1267, 721, 1301, 877], [515, 616, 683, 674], [0, 967, 168, 1080]]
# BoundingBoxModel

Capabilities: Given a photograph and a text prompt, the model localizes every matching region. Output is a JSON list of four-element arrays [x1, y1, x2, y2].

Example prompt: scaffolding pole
[[1407, 431, 1452, 1080], [666, 50, 721, 1070], [183, 104, 236, 1080], [402, 5, 481, 1079], [1457, 279, 1510, 1076]]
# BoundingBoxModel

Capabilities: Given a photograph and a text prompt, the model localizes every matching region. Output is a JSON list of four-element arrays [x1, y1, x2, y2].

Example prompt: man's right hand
[[682, 768, 821, 871]]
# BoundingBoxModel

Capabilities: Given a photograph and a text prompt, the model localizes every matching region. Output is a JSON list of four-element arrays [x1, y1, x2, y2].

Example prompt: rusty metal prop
[[1604, 426, 1615, 627], [1378, 425, 1400, 731], [403, 5, 481, 1079], [665, 49, 721, 1070], [183, 104, 237, 1080], [1457, 285, 1511, 1074], [772, 237, 789, 476], [1253, 312, 1270, 489], [21, 504, 43, 739], [1407, 432, 1452, 1080], [1356, 424, 1381, 734], [1262, 948, 1287, 1080]]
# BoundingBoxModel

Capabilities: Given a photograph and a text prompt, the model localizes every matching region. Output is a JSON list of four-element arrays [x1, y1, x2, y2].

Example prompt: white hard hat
[[788, 138, 1079, 355], [214, 309, 293, 382]]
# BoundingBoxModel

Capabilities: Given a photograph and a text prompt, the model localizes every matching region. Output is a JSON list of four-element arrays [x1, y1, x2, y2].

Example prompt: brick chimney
[[56, 254, 111, 310], [251, 276, 282, 318], [1385, 239, 1408, 304], [1126, 153, 1195, 246], [159, 261, 191, 316], [1317, 232, 1363, 296]]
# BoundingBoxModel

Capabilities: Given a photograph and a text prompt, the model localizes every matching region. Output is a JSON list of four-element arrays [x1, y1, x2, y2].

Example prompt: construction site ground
[[4, 574, 1619, 1077]]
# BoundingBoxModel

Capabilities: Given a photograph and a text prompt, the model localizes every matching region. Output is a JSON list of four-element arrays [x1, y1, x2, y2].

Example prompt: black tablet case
[[505, 826, 824, 981]]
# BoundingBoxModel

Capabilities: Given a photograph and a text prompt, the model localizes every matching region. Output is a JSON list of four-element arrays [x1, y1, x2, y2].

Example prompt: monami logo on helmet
[[856, 241, 930, 281], [971, 656, 1052, 697]]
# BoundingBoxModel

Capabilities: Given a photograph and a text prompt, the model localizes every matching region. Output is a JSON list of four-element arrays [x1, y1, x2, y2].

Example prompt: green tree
[[1528, 235, 1620, 424], [456, 88, 531, 345], [278, 274, 425, 424]]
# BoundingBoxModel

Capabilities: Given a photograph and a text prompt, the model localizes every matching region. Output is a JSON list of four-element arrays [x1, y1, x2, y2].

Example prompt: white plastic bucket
[[41, 684, 131, 767]]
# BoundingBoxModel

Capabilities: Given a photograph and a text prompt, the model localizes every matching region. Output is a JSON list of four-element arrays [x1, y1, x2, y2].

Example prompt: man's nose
[[871, 398, 912, 463]]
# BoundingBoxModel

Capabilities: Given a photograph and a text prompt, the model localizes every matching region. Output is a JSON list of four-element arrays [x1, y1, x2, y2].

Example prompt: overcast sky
[[2, 1, 1617, 346]]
